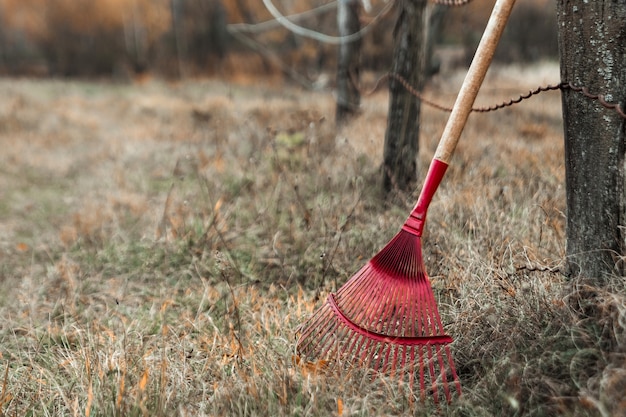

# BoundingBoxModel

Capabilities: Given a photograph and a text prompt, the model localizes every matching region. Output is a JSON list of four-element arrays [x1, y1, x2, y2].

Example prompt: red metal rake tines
[[296, 0, 517, 405]]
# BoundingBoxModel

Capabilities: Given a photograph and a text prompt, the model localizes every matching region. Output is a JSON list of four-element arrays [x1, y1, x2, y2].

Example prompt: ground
[[0, 63, 624, 416]]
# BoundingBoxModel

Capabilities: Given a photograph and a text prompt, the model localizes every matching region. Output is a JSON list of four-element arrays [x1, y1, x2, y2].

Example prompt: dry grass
[[0, 62, 624, 416]]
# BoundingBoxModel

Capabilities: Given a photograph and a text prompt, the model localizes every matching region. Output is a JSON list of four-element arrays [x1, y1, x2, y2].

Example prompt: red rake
[[296, 0, 517, 404]]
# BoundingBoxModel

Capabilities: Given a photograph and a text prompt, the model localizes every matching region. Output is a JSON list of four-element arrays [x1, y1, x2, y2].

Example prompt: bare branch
[[261, 0, 395, 45], [228, 2, 339, 34]]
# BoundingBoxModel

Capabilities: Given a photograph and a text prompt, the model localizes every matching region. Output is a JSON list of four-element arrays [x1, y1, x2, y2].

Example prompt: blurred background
[[0, 0, 558, 80]]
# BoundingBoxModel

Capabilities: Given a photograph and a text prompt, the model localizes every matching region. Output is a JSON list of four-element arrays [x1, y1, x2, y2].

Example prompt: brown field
[[0, 62, 624, 416]]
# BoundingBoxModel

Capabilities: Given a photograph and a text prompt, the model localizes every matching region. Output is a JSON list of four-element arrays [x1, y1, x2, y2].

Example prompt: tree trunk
[[557, 1, 626, 281], [171, 0, 187, 78], [335, 0, 361, 125], [0, 4, 5, 67], [382, 0, 428, 194]]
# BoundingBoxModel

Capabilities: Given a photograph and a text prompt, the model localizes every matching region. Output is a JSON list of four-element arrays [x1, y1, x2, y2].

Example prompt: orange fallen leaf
[[138, 368, 149, 392], [85, 382, 93, 417], [214, 197, 223, 214], [292, 355, 329, 376]]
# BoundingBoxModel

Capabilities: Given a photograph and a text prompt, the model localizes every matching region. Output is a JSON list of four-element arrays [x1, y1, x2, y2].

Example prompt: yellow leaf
[[337, 397, 343, 416]]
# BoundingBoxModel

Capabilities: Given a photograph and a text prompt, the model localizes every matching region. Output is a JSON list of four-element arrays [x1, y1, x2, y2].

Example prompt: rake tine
[[306, 310, 339, 360], [364, 278, 385, 335], [358, 333, 374, 366], [348, 273, 380, 325], [436, 344, 451, 403], [446, 345, 462, 396], [375, 342, 388, 375], [343, 328, 360, 360], [417, 346, 425, 403], [298, 307, 330, 352], [399, 344, 409, 389], [425, 344, 439, 405], [376, 276, 396, 336], [341, 265, 371, 297], [417, 273, 427, 337]]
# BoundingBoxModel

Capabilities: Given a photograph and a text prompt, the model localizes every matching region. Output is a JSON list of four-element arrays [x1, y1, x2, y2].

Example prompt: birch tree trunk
[[557, 1, 626, 281]]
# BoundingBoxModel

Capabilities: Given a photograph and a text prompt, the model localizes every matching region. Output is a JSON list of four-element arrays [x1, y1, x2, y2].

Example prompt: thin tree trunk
[[171, 0, 186, 78], [382, 0, 428, 193], [0, 4, 5, 68], [335, 0, 361, 125], [557, 1, 626, 281]]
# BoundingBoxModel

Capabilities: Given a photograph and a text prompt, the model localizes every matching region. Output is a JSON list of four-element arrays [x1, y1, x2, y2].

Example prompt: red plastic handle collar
[[402, 159, 449, 236]]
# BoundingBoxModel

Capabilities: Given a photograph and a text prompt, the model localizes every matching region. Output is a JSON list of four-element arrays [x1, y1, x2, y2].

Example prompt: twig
[[321, 186, 363, 285], [222, 271, 245, 361], [516, 264, 562, 274]]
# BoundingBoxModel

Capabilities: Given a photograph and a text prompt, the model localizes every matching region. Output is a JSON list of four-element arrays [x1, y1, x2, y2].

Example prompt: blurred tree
[[170, 0, 228, 77], [335, 0, 362, 125], [557, 1, 626, 281], [382, 0, 428, 194], [35, 0, 170, 75], [0, 3, 6, 67]]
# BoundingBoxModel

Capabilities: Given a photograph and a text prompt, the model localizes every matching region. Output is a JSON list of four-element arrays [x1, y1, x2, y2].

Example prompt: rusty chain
[[564, 83, 626, 119], [371, 72, 626, 119]]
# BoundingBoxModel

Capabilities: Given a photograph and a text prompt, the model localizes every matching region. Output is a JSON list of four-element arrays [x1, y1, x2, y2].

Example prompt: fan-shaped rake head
[[296, 226, 461, 404]]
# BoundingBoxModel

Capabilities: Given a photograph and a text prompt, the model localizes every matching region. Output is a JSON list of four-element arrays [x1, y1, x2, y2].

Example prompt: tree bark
[[382, 0, 428, 194], [335, 0, 362, 125], [557, 1, 626, 281]]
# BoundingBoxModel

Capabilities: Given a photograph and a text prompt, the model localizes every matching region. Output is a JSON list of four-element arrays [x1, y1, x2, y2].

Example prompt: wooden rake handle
[[404, 0, 517, 235], [434, 0, 517, 163]]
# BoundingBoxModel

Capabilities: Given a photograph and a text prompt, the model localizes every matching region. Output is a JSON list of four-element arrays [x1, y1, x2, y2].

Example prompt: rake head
[[296, 160, 461, 404]]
